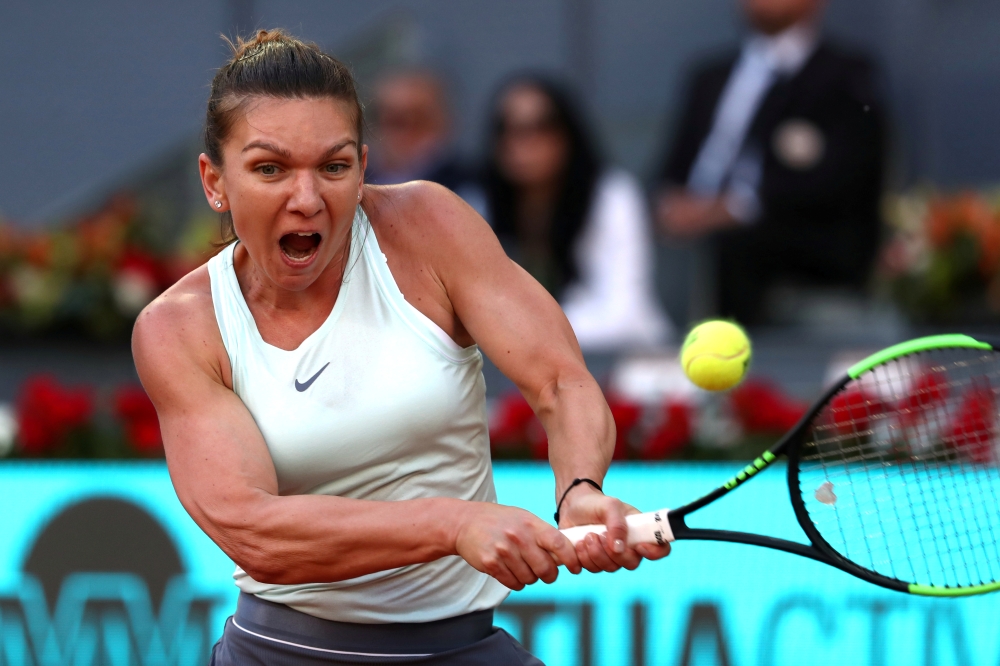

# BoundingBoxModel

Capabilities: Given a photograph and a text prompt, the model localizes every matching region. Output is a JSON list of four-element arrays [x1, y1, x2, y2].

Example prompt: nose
[[286, 170, 325, 218]]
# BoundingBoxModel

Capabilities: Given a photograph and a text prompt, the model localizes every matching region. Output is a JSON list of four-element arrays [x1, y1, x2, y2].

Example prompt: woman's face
[[201, 96, 365, 292], [496, 85, 569, 189], [741, 0, 823, 34]]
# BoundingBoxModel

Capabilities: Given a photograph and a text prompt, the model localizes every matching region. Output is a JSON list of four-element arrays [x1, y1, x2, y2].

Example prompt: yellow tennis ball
[[681, 321, 751, 391]]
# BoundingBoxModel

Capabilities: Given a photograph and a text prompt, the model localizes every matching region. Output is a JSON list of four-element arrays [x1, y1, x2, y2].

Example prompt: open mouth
[[279, 232, 322, 262]]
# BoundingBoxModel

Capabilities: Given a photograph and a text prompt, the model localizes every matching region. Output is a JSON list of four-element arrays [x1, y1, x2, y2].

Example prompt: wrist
[[554, 477, 603, 525], [436, 497, 471, 557]]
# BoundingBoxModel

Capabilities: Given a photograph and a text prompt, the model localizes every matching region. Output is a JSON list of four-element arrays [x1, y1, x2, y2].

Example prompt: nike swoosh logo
[[294, 362, 330, 392]]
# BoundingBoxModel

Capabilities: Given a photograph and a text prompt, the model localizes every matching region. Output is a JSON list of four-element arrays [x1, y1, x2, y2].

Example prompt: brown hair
[[205, 29, 364, 242]]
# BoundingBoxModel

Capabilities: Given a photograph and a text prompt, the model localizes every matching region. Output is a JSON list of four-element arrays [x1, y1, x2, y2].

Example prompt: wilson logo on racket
[[723, 451, 777, 489], [653, 512, 665, 545], [561, 334, 1000, 598]]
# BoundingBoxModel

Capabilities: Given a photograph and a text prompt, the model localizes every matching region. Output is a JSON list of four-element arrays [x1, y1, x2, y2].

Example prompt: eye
[[258, 164, 279, 176], [325, 163, 346, 174]]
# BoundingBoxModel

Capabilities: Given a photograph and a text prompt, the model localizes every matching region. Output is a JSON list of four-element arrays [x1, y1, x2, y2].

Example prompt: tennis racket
[[562, 334, 1000, 597]]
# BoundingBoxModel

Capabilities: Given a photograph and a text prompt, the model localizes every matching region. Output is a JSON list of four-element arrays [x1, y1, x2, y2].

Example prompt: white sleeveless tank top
[[207, 207, 509, 623]]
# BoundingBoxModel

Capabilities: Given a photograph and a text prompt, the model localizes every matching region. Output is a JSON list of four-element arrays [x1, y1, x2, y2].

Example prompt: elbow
[[226, 537, 312, 585], [238, 554, 298, 586], [235, 549, 352, 586], [222, 528, 351, 586], [200, 499, 301, 585], [214, 527, 308, 585]]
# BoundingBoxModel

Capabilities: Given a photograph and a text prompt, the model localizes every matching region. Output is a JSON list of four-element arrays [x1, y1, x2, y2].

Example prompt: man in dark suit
[[656, 0, 885, 325], [366, 69, 471, 194]]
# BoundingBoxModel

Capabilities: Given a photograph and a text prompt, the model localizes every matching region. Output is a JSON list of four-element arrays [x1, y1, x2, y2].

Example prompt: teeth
[[295, 232, 313, 236]]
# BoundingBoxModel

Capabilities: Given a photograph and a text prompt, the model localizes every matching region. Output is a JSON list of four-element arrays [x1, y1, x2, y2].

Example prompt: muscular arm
[[379, 183, 670, 569], [378, 185, 614, 497], [133, 274, 578, 589]]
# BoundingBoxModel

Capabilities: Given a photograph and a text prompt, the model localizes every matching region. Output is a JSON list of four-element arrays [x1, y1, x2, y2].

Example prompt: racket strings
[[924, 376, 1000, 582], [798, 348, 1000, 589]]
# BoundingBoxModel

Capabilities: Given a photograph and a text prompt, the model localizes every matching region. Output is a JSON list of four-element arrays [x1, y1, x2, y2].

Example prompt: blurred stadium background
[[2, 1, 1000, 664]]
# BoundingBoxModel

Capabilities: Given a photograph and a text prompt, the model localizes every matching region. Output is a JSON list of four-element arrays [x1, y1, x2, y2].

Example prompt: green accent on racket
[[847, 334, 991, 379], [564, 334, 1000, 596]]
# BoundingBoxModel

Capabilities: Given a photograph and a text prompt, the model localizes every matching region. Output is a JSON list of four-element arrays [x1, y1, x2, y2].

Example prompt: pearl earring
[[215, 201, 222, 208]]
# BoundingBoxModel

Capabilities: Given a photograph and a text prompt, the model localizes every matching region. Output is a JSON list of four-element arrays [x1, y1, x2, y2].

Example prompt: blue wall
[[0, 462, 995, 665], [4, 1, 1000, 224]]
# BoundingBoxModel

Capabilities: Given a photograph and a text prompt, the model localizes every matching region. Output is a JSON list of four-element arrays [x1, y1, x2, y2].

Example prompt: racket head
[[786, 334, 1000, 596]]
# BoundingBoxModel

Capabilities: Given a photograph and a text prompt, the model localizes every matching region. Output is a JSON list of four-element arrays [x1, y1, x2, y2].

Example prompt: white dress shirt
[[561, 169, 673, 350], [686, 23, 819, 221]]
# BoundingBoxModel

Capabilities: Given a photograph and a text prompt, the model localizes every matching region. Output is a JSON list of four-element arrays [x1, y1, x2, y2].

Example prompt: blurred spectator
[[366, 69, 471, 194], [656, 0, 885, 325], [483, 75, 672, 351]]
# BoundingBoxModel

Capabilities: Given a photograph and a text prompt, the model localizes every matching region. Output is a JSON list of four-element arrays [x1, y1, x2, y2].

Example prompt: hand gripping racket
[[562, 334, 1000, 596]]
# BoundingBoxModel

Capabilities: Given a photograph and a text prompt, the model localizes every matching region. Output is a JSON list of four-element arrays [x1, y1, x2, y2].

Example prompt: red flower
[[114, 385, 162, 454], [640, 401, 694, 459], [16, 375, 93, 454], [489, 391, 643, 460], [944, 384, 996, 463], [730, 380, 808, 434], [488, 392, 536, 446], [899, 368, 949, 428], [487, 392, 549, 459], [606, 396, 643, 460], [827, 387, 885, 437], [117, 247, 165, 286], [527, 420, 549, 460]]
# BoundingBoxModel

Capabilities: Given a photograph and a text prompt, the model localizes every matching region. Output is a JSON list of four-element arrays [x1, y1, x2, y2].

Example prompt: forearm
[[535, 371, 616, 499], [199, 492, 468, 585]]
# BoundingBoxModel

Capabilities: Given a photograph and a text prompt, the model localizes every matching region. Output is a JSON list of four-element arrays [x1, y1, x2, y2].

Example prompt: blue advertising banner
[[0, 462, 995, 665]]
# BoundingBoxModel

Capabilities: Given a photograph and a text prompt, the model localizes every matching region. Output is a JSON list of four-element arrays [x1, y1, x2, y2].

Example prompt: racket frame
[[664, 334, 1000, 596]]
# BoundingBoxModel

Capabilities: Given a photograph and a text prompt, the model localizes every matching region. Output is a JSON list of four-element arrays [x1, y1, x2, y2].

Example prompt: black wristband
[[554, 478, 603, 524]]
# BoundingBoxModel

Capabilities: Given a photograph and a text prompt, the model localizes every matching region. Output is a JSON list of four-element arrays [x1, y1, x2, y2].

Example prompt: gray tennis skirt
[[209, 593, 544, 665]]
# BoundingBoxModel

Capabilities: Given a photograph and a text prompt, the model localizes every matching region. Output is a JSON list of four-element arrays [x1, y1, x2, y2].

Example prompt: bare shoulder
[[132, 264, 228, 388], [364, 181, 498, 259]]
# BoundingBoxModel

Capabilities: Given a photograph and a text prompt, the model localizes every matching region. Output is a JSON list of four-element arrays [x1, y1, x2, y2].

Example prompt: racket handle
[[559, 509, 674, 547]]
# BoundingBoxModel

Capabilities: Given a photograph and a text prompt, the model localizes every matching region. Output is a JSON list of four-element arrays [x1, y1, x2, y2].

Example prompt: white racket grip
[[559, 509, 674, 547]]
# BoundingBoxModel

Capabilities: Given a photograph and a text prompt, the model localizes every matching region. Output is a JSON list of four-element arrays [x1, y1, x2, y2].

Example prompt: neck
[[753, 14, 819, 38], [515, 180, 561, 225], [233, 236, 350, 351]]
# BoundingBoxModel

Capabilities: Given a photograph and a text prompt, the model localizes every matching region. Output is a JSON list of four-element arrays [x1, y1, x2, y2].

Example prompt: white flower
[[0, 404, 18, 457], [9, 266, 59, 309], [113, 269, 157, 316]]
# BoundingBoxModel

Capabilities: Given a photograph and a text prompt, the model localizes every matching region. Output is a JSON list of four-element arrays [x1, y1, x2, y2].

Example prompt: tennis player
[[133, 29, 669, 664]]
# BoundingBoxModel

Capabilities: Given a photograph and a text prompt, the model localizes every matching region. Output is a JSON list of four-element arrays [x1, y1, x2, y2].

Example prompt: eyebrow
[[241, 140, 358, 161], [242, 141, 291, 158], [319, 140, 358, 161]]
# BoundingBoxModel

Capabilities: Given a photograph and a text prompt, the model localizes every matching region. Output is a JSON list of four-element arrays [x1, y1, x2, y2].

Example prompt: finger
[[520, 541, 560, 585], [575, 537, 602, 573], [480, 554, 524, 591], [583, 533, 621, 573], [635, 543, 671, 560], [602, 542, 642, 571], [497, 541, 539, 587], [600, 502, 630, 555], [508, 525, 560, 584], [540, 530, 582, 575]]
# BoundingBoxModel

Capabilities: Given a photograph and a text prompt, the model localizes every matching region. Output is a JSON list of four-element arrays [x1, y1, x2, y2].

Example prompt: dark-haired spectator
[[484, 76, 672, 351], [366, 69, 471, 194], [656, 0, 885, 325]]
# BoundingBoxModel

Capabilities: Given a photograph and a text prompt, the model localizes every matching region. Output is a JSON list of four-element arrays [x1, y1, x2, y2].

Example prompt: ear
[[199, 154, 228, 212]]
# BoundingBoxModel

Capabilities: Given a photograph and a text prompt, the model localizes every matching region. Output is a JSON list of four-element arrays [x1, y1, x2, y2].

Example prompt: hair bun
[[228, 28, 294, 61]]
